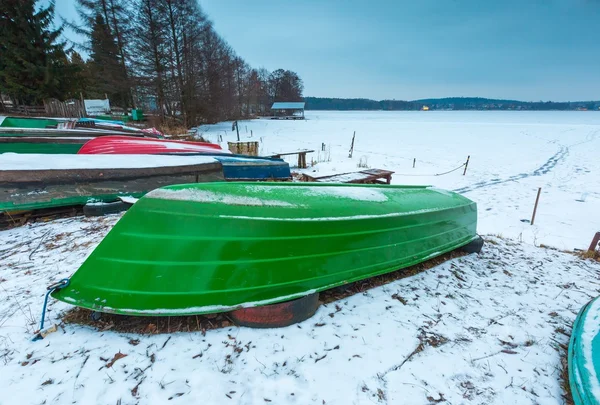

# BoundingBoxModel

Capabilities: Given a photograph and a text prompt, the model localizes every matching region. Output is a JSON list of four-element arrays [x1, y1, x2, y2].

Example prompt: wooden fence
[[1, 99, 86, 118], [43, 99, 86, 118]]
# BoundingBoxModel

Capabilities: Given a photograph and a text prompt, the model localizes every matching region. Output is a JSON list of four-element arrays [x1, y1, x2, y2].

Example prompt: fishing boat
[[569, 296, 600, 405], [0, 154, 223, 212], [77, 135, 226, 154], [52, 182, 478, 316], [77, 135, 291, 180]]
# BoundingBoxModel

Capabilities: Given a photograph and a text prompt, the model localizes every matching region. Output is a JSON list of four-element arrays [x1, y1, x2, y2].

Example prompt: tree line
[[0, 0, 304, 125], [305, 97, 600, 111]]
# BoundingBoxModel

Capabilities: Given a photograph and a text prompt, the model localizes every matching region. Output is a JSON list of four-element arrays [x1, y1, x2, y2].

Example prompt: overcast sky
[[53, 0, 600, 101]]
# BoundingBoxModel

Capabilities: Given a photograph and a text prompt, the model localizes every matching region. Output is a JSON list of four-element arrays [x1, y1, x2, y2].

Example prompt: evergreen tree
[[71, 0, 132, 107], [131, 0, 168, 116], [0, 0, 71, 104], [89, 13, 129, 106]]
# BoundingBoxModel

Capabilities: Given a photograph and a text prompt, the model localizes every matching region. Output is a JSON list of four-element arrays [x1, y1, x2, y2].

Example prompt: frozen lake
[[200, 111, 600, 250]]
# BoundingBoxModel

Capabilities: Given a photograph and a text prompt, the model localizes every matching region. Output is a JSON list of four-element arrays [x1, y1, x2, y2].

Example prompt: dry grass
[[560, 344, 575, 405], [61, 250, 466, 334], [579, 250, 600, 262], [62, 309, 234, 335]]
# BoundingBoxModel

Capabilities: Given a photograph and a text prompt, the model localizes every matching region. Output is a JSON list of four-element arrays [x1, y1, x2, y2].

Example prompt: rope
[[33, 278, 69, 341], [393, 162, 466, 177]]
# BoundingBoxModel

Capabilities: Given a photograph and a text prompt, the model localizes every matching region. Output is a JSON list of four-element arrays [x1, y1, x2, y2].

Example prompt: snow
[[1, 111, 600, 404], [302, 185, 389, 202], [243, 184, 390, 202], [581, 297, 600, 400], [147, 188, 296, 207], [118, 196, 139, 204], [0, 217, 599, 404], [311, 171, 371, 182], [0, 153, 217, 170], [198, 111, 600, 250], [218, 206, 464, 222]]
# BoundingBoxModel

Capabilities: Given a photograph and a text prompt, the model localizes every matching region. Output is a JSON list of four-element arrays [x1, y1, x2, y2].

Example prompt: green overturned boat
[[569, 296, 600, 405], [53, 182, 478, 316]]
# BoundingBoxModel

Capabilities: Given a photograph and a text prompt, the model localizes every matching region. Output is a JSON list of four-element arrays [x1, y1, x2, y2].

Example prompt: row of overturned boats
[[2, 115, 481, 334]]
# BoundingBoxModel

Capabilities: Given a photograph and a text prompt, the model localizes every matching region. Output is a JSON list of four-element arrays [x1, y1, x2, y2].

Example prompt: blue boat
[[211, 154, 291, 180]]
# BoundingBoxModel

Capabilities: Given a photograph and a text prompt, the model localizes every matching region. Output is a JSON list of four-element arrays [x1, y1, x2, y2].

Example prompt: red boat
[[78, 135, 228, 155]]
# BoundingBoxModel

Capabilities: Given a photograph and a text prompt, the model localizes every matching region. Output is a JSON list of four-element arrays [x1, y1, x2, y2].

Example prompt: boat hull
[[0, 155, 224, 212], [0, 137, 87, 154], [77, 135, 226, 154], [53, 182, 478, 316], [76, 136, 290, 180], [569, 296, 600, 405], [0, 116, 61, 129]]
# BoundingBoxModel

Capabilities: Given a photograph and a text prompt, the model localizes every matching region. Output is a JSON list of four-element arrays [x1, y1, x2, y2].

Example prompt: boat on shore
[[569, 296, 600, 405], [52, 182, 478, 316], [77, 135, 227, 154], [0, 116, 163, 154], [0, 136, 92, 154], [0, 116, 64, 129], [77, 135, 291, 180], [0, 154, 223, 212]]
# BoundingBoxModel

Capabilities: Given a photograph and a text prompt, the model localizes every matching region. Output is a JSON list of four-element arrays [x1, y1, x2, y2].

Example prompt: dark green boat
[[0, 136, 89, 154], [0, 116, 63, 129], [53, 182, 478, 316]]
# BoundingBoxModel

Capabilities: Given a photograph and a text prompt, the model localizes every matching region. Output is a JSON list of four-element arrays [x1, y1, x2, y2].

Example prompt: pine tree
[[131, 0, 168, 116], [70, 0, 132, 107], [89, 13, 129, 106], [0, 0, 71, 105]]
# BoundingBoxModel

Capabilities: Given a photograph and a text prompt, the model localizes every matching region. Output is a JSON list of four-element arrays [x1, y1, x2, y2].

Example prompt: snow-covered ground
[[1, 216, 599, 404], [199, 111, 600, 250], [1, 111, 600, 404]]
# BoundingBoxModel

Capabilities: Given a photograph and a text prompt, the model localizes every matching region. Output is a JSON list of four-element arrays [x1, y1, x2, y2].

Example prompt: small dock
[[303, 168, 394, 184], [266, 149, 314, 169]]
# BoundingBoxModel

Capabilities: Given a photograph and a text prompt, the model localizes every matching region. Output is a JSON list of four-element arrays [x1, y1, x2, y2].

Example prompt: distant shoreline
[[304, 96, 600, 112]]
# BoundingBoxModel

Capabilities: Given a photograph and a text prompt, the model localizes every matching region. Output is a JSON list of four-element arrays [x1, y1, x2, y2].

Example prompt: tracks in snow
[[453, 146, 569, 194], [454, 128, 599, 194]]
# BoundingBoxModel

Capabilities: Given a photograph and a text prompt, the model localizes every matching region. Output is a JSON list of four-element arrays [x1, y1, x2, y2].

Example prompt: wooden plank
[[303, 169, 394, 184], [267, 149, 314, 158]]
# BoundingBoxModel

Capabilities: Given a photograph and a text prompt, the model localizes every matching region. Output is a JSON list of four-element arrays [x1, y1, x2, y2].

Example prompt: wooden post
[[250, 130, 253, 138], [80, 92, 86, 117], [463, 155, 470, 175], [530, 187, 542, 225], [322, 143, 326, 151], [348, 131, 356, 158], [245, 125, 248, 133], [235, 121, 240, 141], [298, 152, 307, 169], [588, 232, 600, 252], [413, 158, 416, 168]]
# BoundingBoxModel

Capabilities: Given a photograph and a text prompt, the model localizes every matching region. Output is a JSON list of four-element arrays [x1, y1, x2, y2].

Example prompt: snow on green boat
[[569, 296, 600, 405], [52, 182, 478, 316]]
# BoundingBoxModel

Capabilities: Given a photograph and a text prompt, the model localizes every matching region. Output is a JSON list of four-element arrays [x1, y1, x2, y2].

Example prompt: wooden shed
[[270, 102, 305, 120]]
